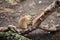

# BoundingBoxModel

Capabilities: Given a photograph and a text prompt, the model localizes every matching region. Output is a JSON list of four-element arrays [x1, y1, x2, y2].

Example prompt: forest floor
[[0, 0, 60, 40]]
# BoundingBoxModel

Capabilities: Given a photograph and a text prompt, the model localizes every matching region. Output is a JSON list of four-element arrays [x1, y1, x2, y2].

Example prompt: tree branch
[[21, 0, 60, 35]]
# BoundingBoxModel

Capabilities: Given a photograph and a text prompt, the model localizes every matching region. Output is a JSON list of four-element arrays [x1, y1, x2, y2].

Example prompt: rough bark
[[32, 0, 60, 29], [31, 0, 60, 31], [21, 0, 60, 35]]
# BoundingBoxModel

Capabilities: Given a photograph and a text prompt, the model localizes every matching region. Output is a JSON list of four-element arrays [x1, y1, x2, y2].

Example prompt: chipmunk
[[18, 15, 32, 30]]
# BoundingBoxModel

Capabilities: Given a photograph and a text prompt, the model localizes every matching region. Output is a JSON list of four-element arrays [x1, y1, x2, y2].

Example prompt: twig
[[0, 27, 9, 32]]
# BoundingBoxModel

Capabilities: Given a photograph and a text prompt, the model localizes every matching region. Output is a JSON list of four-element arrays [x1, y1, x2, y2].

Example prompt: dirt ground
[[0, 0, 60, 40]]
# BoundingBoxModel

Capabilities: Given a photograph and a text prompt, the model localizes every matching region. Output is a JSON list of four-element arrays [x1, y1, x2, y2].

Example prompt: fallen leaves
[[29, 2, 36, 7], [5, 0, 18, 5], [0, 7, 14, 13], [57, 13, 60, 17]]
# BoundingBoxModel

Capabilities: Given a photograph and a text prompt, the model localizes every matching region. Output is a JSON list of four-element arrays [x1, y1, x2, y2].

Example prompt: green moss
[[0, 32, 4, 37], [0, 30, 31, 40]]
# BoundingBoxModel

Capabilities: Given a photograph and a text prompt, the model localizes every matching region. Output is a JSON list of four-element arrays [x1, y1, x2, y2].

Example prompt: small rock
[[38, 1, 42, 4], [57, 13, 60, 17]]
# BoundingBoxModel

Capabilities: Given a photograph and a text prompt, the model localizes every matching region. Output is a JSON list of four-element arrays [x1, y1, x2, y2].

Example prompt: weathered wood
[[21, 0, 60, 35], [0, 27, 9, 32], [32, 0, 60, 30]]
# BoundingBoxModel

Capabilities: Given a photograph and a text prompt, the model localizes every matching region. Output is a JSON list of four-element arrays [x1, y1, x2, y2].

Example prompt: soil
[[0, 0, 60, 40]]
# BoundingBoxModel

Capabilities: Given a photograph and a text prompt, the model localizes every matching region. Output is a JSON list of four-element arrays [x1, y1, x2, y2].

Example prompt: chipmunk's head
[[24, 15, 32, 24]]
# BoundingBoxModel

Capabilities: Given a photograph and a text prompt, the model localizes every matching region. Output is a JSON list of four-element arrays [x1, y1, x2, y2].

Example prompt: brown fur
[[18, 15, 32, 30]]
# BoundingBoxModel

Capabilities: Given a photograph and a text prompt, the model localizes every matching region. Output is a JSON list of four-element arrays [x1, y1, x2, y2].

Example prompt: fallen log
[[21, 0, 60, 35], [32, 0, 60, 31], [0, 25, 20, 33]]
